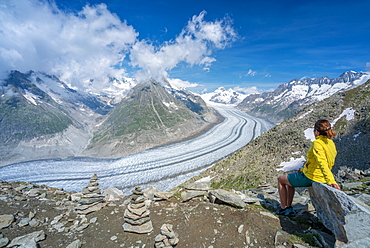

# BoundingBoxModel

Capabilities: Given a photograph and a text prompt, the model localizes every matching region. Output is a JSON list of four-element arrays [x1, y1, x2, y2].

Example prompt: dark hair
[[314, 119, 336, 139]]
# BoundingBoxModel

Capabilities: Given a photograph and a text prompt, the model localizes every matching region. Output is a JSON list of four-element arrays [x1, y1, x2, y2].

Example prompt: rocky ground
[[0, 168, 369, 248]]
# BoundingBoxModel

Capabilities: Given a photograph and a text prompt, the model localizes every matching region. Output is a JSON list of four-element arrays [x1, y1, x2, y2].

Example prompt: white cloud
[[0, 2, 237, 93], [167, 78, 199, 89], [0, 0, 138, 93], [233, 86, 260, 95], [246, 69, 257, 77], [366, 62, 370, 71], [129, 11, 237, 82]]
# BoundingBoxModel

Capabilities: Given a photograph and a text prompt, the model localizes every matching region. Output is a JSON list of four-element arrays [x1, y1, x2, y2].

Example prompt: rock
[[185, 181, 211, 191], [181, 190, 206, 202], [18, 218, 31, 227], [0, 214, 14, 229], [293, 244, 309, 248], [0, 235, 9, 248], [75, 223, 89, 231], [242, 197, 259, 204], [123, 186, 153, 234], [143, 186, 160, 200], [237, 224, 244, 234], [259, 211, 279, 220], [154, 224, 179, 248], [66, 239, 82, 248], [208, 189, 246, 208], [78, 195, 104, 205], [123, 220, 153, 234], [75, 174, 105, 214], [70, 193, 83, 202], [308, 182, 370, 246], [7, 230, 45, 247], [342, 182, 364, 190], [154, 191, 174, 200], [339, 237, 370, 248], [81, 173, 102, 195], [353, 193, 370, 205], [75, 202, 104, 215], [26, 188, 43, 197], [103, 188, 125, 201]]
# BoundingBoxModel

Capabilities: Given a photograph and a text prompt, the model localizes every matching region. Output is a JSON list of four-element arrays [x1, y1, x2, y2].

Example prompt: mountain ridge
[[236, 71, 369, 123]]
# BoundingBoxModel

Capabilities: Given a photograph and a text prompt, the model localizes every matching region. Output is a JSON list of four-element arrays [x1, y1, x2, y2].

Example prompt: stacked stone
[[78, 174, 104, 205], [154, 224, 179, 248], [123, 186, 153, 234]]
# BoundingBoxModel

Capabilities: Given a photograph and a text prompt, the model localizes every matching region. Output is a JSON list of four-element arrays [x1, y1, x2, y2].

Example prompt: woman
[[277, 119, 341, 216]]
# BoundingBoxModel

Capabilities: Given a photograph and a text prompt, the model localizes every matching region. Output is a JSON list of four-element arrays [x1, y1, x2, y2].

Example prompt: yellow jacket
[[302, 135, 337, 185]]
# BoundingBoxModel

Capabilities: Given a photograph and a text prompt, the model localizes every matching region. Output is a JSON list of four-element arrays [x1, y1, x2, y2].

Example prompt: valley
[[0, 105, 274, 194]]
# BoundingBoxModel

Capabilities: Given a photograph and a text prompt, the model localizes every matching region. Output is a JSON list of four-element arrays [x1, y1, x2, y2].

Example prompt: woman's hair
[[314, 119, 336, 139]]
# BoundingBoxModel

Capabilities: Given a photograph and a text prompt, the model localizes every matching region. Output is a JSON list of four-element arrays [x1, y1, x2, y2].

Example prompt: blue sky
[[1, 0, 369, 94]]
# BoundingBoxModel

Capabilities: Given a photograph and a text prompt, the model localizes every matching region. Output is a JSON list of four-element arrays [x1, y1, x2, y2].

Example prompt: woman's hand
[[329, 184, 341, 190]]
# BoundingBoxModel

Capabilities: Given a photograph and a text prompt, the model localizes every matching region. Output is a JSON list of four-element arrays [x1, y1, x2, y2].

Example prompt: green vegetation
[[0, 90, 72, 143]]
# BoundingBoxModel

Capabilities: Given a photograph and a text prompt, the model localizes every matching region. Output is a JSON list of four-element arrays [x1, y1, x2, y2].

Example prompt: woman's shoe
[[276, 206, 293, 216], [283, 206, 294, 216]]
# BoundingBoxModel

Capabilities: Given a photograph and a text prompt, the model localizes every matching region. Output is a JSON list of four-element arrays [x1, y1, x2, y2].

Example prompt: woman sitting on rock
[[277, 119, 341, 216]]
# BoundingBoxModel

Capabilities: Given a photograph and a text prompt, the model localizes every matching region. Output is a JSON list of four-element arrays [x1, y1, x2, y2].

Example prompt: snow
[[332, 107, 356, 125], [353, 73, 370, 85], [353, 132, 361, 140], [290, 85, 309, 98], [276, 156, 305, 172], [195, 176, 213, 183], [304, 128, 315, 141], [23, 90, 39, 105], [162, 101, 178, 109], [201, 87, 247, 105], [295, 109, 313, 120]]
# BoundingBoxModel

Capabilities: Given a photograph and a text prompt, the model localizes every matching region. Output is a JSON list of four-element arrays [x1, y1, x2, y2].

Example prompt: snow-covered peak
[[201, 87, 248, 105]]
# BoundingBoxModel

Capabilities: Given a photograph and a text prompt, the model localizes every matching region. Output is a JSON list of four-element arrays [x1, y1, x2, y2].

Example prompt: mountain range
[[236, 71, 370, 123], [0, 71, 219, 166], [1, 69, 369, 168]]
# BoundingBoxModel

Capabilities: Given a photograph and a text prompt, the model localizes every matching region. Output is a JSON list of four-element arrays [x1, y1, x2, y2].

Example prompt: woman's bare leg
[[278, 174, 294, 209]]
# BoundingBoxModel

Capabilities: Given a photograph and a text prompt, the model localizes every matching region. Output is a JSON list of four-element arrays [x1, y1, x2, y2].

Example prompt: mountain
[[201, 87, 248, 105], [190, 78, 370, 190], [83, 80, 219, 158], [237, 71, 370, 123], [0, 71, 219, 165], [0, 70, 110, 165], [0, 71, 74, 144]]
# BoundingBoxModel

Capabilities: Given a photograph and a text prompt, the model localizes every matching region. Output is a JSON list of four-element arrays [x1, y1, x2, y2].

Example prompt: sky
[[1, 0, 370, 94]]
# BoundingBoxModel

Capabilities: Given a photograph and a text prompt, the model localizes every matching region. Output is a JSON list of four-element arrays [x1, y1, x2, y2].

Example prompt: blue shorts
[[287, 171, 314, 187]]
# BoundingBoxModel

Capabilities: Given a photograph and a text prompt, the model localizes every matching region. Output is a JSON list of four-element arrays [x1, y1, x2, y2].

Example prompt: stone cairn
[[75, 174, 105, 214], [154, 224, 179, 248], [123, 186, 153, 234]]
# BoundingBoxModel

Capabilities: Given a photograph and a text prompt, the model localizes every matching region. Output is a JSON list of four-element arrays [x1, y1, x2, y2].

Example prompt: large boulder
[[208, 189, 246, 208], [308, 182, 370, 247]]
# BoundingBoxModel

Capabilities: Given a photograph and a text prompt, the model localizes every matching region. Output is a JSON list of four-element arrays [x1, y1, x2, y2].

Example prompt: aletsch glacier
[[0, 106, 273, 194]]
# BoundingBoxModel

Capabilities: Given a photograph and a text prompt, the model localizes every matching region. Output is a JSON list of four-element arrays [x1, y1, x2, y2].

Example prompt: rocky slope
[[192, 79, 370, 190], [237, 71, 370, 123], [1, 169, 369, 248]]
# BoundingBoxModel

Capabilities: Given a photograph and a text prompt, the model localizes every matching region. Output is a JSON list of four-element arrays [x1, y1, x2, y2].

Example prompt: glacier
[[0, 106, 274, 194]]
